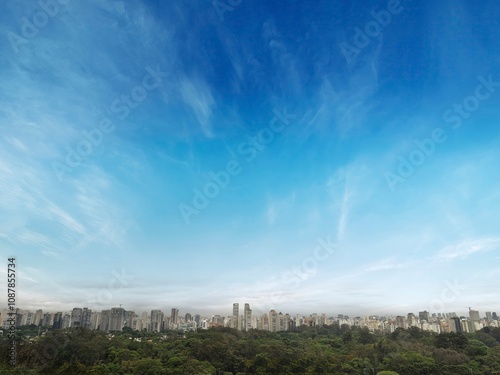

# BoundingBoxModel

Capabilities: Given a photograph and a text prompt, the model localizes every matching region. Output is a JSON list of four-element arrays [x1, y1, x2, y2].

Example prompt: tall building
[[100, 310, 111, 331], [450, 317, 462, 333], [244, 304, 252, 331], [461, 318, 475, 333], [20, 311, 31, 326], [493, 312, 498, 320], [195, 314, 201, 328], [131, 316, 142, 331], [232, 303, 239, 330], [486, 312, 493, 322], [284, 314, 291, 331], [41, 313, 53, 327], [124, 311, 136, 328], [171, 308, 179, 328], [90, 312, 101, 330], [150, 310, 164, 332], [62, 313, 71, 329], [269, 310, 278, 332], [469, 309, 480, 322], [71, 308, 83, 327], [260, 313, 269, 331], [407, 313, 418, 327], [278, 312, 285, 331], [162, 316, 170, 331], [214, 315, 224, 326], [109, 308, 125, 331], [185, 313, 192, 322], [82, 308, 92, 328], [52, 312, 63, 329], [419, 311, 430, 323], [396, 316, 406, 329], [34, 309, 43, 326]]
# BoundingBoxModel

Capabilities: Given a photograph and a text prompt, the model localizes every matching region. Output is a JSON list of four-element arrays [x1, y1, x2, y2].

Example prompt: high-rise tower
[[171, 308, 179, 328], [244, 303, 252, 331], [232, 303, 239, 330]]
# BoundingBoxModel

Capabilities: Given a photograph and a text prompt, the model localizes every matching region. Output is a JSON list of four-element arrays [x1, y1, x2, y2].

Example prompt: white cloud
[[180, 77, 215, 138], [436, 237, 500, 261]]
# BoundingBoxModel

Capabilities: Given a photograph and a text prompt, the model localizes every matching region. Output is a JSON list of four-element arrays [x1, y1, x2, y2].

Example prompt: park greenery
[[1, 324, 500, 374]]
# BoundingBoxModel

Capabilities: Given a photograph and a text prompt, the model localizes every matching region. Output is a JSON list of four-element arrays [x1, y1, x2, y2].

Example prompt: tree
[[342, 330, 353, 344], [435, 332, 468, 351], [128, 358, 166, 374], [359, 327, 376, 345], [387, 352, 437, 375], [465, 339, 489, 357], [433, 347, 469, 365]]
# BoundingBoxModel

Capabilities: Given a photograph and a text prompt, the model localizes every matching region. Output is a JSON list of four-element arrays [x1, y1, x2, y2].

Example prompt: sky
[[0, 0, 499, 318]]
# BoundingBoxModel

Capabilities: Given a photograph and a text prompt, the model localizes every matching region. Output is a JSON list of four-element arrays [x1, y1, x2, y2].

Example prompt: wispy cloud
[[436, 237, 500, 261], [179, 78, 215, 138], [266, 191, 296, 225]]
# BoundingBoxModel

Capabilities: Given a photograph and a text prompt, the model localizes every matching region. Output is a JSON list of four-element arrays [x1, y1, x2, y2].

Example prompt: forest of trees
[[1, 323, 500, 374]]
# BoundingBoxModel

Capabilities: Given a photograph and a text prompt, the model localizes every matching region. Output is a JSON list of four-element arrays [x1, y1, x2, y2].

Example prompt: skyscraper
[[90, 311, 101, 330], [171, 308, 179, 328], [407, 313, 417, 327], [269, 310, 278, 332], [418, 310, 430, 323], [260, 313, 269, 331], [71, 308, 82, 327], [232, 303, 239, 330], [82, 308, 92, 328], [124, 310, 136, 328], [52, 312, 63, 329], [284, 314, 291, 331], [451, 317, 462, 333], [469, 309, 480, 322], [34, 309, 43, 326], [100, 310, 111, 331], [62, 313, 71, 329], [150, 310, 164, 332], [41, 312, 53, 327], [396, 316, 406, 329], [109, 308, 125, 331], [486, 312, 493, 322], [244, 303, 252, 331], [278, 312, 285, 331]]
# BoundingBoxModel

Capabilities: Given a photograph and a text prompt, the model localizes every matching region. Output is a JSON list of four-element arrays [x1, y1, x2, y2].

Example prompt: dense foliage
[[2, 324, 500, 374]]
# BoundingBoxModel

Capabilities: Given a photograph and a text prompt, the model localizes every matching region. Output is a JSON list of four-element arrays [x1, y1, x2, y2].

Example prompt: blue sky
[[0, 0, 499, 317]]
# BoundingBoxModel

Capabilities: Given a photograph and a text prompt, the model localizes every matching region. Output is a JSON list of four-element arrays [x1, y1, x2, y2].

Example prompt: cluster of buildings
[[0, 307, 195, 333], [1, 303, 498, 335]]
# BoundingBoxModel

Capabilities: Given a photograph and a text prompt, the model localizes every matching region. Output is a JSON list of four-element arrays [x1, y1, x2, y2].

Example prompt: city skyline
[[3, 302, 499, 337], [2, 303, 499, 321], [1, 1, 500, 316]]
